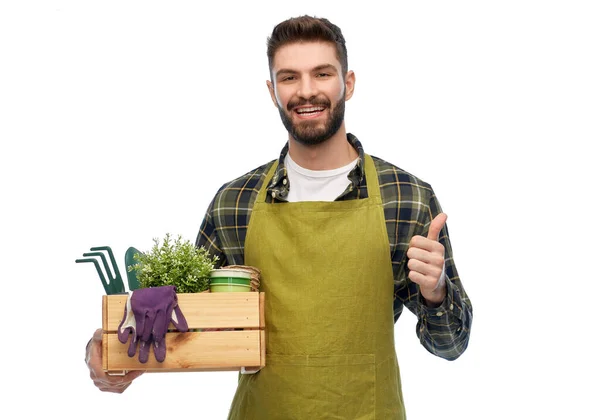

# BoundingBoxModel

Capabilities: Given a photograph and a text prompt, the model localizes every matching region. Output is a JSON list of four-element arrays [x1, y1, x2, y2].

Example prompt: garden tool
[[75, 246, 126, 295], [124, 246, 142, 291]]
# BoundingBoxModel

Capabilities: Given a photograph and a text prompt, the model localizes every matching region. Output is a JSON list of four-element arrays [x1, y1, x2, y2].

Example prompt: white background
[[1, 1, 599, 419]]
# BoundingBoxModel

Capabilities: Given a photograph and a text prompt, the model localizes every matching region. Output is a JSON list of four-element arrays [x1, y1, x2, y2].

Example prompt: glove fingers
[[127, 334, 138, 357], [126, 285, 185, 363], [118, 326, 131, 344], [153, 309, 168, 340], [141, 311, 154, 342], [153, 338, 167, 362], [118, 294, 136, 344], [138, 339, 151, 363], [171, 305, 188, 332], [117, 303, 128, 343], [134, 310, 148, 343]]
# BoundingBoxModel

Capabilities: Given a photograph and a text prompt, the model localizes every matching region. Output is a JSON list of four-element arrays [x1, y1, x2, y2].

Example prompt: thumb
[[427, 213, 448, 241]]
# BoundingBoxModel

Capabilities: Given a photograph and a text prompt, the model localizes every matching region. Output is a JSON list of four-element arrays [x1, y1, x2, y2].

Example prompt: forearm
[[411, 191, 472, 360]]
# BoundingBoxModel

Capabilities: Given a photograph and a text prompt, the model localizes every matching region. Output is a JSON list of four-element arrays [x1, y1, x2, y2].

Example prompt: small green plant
[[128, 233, 219, 293]]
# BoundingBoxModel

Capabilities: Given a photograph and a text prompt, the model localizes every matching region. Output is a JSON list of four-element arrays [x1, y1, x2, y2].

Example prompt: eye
[[280, 75, 296, 82], [316, 72, 332, 78]]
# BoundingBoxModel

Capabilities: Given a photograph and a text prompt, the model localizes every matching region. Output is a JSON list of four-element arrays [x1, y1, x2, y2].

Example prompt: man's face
[[267, 42, 354, 146]]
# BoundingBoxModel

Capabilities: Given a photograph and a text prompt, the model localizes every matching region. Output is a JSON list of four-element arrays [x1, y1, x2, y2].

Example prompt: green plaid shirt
[[195, 134, 472, 361]]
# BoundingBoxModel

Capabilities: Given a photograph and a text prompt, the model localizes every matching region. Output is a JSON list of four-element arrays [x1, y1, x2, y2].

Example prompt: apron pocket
[[260, 353, 376, 420]]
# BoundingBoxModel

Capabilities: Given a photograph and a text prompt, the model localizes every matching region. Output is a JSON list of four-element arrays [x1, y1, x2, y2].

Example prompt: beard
[[277, 93, 346, 146]]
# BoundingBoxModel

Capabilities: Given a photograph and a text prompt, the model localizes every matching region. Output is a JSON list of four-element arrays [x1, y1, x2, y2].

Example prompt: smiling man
[[85, 15, 473, 419]]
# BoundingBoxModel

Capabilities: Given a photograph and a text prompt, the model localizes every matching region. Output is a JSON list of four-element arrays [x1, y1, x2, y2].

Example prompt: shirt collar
[[267, 133, 366, 201]]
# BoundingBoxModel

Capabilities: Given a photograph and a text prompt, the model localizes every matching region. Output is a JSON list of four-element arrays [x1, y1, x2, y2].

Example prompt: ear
[[266, 80, 279, 108], [344, 70, 356, 101]]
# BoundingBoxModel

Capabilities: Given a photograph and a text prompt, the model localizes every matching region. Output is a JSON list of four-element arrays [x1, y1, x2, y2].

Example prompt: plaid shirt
[[195, 134, 472, 361]]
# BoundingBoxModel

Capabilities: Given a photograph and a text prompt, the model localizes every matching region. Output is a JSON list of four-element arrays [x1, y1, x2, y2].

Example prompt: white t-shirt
[[284, 153, 359, 203]]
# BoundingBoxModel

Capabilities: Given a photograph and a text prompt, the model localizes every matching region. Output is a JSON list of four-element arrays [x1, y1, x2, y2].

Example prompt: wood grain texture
[[103, 292, 262, 331], [101, 292, 266, 373], [104, 330, 262, 372]]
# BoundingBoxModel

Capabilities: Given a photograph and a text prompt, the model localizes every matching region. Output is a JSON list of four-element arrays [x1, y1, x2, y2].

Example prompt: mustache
[[287, 97, 331, 112]]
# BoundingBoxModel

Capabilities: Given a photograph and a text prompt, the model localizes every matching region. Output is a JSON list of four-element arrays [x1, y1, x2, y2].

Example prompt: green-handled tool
[[124, 246, 142, 291], [76, 246, 126, 295]]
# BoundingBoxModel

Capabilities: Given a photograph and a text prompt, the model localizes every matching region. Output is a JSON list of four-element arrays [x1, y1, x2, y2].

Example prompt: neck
[[287, 123, 358, 170]]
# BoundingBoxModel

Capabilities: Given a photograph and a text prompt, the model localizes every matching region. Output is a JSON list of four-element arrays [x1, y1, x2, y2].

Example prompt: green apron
[[228, 154, 405, 419]]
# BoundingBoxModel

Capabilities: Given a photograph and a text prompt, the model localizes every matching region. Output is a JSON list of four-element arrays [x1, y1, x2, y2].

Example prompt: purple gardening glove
[[117, 285, 188, 363]]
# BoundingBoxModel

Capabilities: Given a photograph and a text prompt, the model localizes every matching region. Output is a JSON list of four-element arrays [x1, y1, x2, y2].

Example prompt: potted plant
[[128, 233, 220, 293]]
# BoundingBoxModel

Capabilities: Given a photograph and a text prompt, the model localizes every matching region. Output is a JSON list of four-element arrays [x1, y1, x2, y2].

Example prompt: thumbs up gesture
[[407, 213, 448, 306]]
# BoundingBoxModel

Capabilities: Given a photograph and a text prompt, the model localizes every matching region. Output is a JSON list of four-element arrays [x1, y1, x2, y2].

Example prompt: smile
[[294, 106, 326, 119]]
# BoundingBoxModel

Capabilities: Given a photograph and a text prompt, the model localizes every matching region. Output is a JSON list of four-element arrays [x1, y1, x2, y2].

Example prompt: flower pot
[[209, 268, 253, 292]]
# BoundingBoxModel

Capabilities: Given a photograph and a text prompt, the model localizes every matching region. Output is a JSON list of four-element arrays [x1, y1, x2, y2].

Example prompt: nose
[[297, 75, 318, 100]]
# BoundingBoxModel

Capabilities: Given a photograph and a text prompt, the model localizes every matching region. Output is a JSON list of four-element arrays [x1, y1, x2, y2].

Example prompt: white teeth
[[296, 106, 325, 114]]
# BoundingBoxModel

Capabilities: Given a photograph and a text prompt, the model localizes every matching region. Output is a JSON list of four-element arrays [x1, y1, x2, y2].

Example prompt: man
[[86, 15, 472, 419]]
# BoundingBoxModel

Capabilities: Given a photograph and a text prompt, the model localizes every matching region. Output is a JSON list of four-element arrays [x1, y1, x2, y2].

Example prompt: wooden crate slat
[[104, 330, 262, 372], [103, 292, 262, 331]]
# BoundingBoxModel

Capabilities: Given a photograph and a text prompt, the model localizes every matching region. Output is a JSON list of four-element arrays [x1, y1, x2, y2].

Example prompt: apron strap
[[363, 154, 381, 203], [256, 159, 279, 203]]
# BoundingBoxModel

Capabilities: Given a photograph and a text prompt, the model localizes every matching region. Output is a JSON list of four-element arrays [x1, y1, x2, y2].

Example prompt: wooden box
[[102, 292, 265, 374]]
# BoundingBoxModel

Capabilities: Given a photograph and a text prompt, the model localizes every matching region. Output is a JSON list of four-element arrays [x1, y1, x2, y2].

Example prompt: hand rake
[[76, 246, 142, 294]]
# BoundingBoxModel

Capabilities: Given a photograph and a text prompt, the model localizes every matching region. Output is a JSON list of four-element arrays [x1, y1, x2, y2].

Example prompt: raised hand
[[407, 213, 448, 306]]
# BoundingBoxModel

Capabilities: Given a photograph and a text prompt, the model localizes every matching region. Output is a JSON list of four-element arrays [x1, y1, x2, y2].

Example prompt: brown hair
[[267, 15, 348, 78]]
